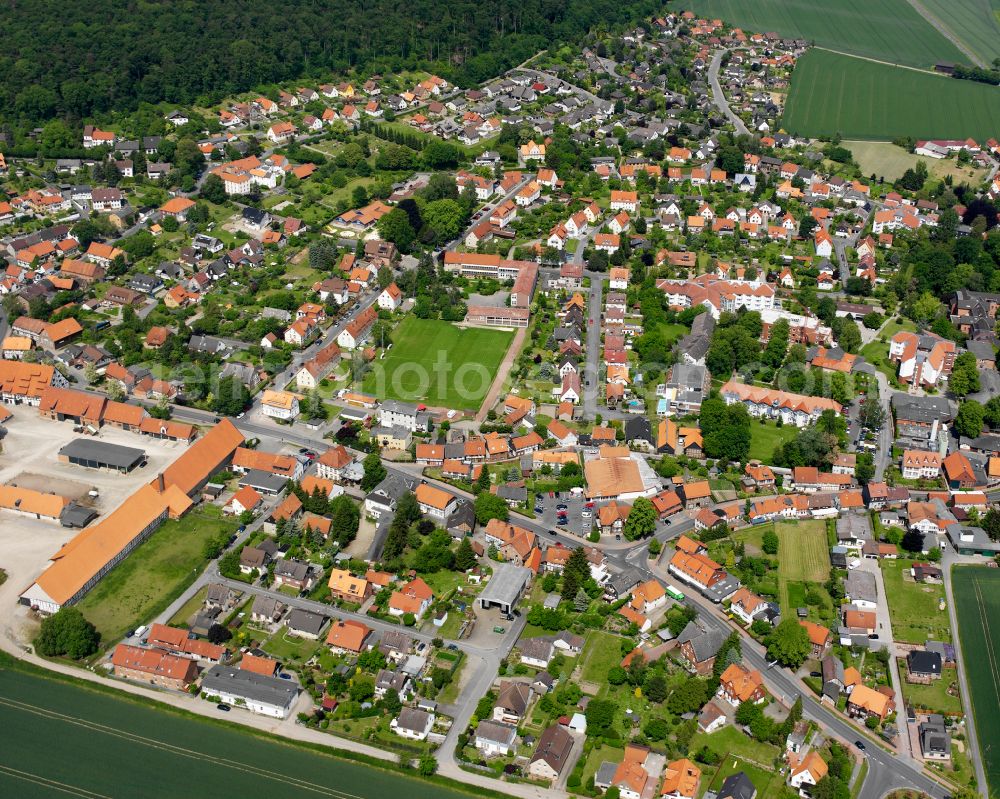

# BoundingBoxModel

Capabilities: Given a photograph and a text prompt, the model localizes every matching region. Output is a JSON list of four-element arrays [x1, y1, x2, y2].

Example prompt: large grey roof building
[[58, 439, 147, 473], [201, 665, 299, 718]]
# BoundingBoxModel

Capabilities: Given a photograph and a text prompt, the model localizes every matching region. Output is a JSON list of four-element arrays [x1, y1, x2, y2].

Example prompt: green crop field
[[783, 49, 1000, 140], [76, 506, 236, 646], [0, 662, 478, 799], [918, 0, 1000, 65], [952, 566, 1000, 795], [682, 0, 964, 67], [360, 317, 514, 410]]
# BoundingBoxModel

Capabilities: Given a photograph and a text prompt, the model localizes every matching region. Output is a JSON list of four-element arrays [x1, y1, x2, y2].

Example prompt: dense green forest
[[0, 0, 659, 129]]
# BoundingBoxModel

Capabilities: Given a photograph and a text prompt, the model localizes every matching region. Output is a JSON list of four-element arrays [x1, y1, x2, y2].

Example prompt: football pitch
[[0, 663, 475, 799], [682, 0, 964, 67], [360, 317, 514, 410], [952, 566, 1000, 795], [783, 49, 1000, 141]]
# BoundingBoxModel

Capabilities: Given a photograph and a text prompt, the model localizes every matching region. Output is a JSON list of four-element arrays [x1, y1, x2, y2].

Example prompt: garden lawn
[[775, 521, 829, 583], [360, 317, 514, 410], [579, 630, 626, 684], [859, 339, 901, 388], [580, 744, 626, 788], [77, 506, 236, 646], [691, 725, 781, 765], [262, 626, 323, 662], [700, 754, 787, 799], [784, 49, 1000, 140], [747, 419, 798, 462], [899, 662, 963, 714], [167, 586, 209, 628], [880, 559, 952, 643]]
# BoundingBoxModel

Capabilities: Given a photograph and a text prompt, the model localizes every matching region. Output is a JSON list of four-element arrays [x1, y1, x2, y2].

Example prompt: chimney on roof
[[156, 473, 165, 493]]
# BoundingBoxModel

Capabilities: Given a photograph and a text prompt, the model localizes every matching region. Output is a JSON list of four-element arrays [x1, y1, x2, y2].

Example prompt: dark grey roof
[[201, 664, 298, 709], [719, 771, 757, 799], [239, 469, 289, 494], [58, 439, 146, 470], [907, 649, 942, 676], [677, 620, 727, 663], [476, 719, 517, 746], [59, 503, 98, 528], [285, 608, 326, 636], [395, 707, 432, 733]]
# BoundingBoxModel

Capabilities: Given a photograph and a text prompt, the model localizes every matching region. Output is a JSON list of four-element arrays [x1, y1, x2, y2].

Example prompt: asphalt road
[[104, 401, 955, 797], [708, 50, 750, 136]]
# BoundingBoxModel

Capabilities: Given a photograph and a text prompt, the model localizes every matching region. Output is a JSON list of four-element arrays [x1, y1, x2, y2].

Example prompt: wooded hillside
[[0, 0, 658, 125]]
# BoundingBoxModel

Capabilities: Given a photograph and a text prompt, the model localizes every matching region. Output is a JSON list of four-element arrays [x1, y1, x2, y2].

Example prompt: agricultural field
[[76, 506, 236, 646], [952, 566, 1000, 795], [879, 559, 951, 644], [917, 0, 1000, 65], [0, 661, 476, 799], [783, 49, 1000, 140], [846, 140, 991, 183], [682, 0, 964, 67], [360, 317, 514, 410]]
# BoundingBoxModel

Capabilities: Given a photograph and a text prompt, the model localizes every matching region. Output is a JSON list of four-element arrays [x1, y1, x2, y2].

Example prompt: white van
[[133, 625, 148, 640]]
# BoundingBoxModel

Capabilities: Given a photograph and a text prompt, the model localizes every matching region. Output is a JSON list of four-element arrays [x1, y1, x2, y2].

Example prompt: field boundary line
[[0, 695, 366, 799], [971, 578, 1000, 709], [812, 47, 943, 75], [903, 0, 987, 66], [0, 764, 111, 798]]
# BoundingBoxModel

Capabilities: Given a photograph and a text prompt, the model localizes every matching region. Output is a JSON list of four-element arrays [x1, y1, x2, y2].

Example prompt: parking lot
[[0, 411, 199, 643], [534, 491, 597, 539]]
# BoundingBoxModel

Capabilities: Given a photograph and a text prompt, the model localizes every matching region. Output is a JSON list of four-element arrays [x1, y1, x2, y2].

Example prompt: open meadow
[[846, 140, 990, 183], [952, 565, 1000, 795], [360, 317, 514, 410], [682, 0, 964, 67], [76, 506, 236, 647], [783, 49, 1000, 141]]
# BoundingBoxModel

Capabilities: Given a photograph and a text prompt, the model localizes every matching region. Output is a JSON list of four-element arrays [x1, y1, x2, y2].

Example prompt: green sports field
[[0, 662, 478, 799], [682, 0, 964, 67], [360, 317, 514, 410], [952, 565, 1000, 795], [783, 49, 1000, 140]]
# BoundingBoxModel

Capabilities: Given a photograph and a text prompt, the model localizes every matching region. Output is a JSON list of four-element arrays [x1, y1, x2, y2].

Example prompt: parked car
[[217, 703, 231, 712]]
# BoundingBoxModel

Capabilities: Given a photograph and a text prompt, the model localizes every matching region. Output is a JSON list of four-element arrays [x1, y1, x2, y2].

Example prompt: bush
[[34, 608, 100, 660]]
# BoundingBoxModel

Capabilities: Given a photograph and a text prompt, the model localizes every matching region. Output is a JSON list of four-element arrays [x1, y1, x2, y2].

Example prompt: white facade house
[[260, 390, 299, 420], [474, 721, 518, 757], [377, 283, 403, 311], [200, 665, 299, 719], [391, 709, 434, 740]]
